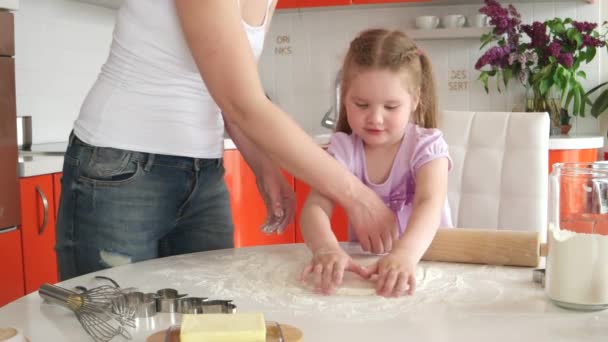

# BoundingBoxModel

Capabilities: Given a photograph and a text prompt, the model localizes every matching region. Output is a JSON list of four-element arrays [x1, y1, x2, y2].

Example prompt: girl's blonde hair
[[335, 28, 438, 134]]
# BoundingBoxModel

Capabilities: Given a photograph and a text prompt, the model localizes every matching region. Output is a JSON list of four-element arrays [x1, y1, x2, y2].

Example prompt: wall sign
[[274, 35, 292, 56], [448, 69, 468, 92]]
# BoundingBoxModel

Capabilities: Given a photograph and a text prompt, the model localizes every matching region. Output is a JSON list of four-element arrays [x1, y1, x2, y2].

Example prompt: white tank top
[[74, 0, 272, 158]]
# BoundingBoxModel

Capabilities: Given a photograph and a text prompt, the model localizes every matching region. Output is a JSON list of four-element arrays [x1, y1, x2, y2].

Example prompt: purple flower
[[522, 22, 549, 49], [572, 21, 598, 33], [480, 0, 520, 35], [558, 53, 574, 68], [582, 34, 605, 48], [475, 45, 511, 69], [548, 42, 562, 57]]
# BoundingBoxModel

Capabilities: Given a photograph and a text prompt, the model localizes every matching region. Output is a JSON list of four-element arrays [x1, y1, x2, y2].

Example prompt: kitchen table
[[0, 243, 606, 342]]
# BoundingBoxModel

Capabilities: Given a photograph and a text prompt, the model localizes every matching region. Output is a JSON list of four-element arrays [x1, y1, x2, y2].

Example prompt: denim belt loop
[[68, 131, 76, 147], [144, 154, 155, 172], [194, 158, 201, 172], [216, 157, 222, 169]]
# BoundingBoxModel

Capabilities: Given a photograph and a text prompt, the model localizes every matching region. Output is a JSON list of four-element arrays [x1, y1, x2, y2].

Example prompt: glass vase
[[525, 85, 563, 136]]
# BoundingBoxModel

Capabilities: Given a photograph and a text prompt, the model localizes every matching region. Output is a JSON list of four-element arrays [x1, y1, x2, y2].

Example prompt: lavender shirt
[[327, 123, 454, 239]]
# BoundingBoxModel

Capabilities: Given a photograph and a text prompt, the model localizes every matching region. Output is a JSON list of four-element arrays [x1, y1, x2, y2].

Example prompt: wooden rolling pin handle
[[422, 228, 545, 267], [539, 243, 548, 257]]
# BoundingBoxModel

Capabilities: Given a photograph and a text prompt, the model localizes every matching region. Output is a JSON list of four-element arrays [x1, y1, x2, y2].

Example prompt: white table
[[0, 243, 606, 341]]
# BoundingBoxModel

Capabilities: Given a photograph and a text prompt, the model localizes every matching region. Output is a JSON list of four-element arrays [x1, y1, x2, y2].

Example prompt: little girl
[[299, 29, 453, 298]]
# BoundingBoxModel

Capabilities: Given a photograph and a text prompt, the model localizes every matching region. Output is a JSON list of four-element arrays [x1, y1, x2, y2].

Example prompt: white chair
[[438, 111, 549, 236]]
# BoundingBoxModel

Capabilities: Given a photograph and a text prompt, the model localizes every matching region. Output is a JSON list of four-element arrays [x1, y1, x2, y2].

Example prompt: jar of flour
[[546, 162, 608, 311]]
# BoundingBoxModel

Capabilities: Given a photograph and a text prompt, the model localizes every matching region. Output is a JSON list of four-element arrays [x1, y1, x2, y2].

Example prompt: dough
[[302, 253, 424, 296]]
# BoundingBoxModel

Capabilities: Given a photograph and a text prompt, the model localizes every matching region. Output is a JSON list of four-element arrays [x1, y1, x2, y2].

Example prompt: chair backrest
[[438, 111, 549, 235]]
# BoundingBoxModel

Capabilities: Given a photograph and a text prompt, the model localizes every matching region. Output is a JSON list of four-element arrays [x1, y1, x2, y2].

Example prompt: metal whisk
[[39, 283, 135, 342]]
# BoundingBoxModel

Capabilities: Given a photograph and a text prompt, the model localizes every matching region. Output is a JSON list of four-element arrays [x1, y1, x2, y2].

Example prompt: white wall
[[14, 0, 114, 144], [261, 1, 604, 136], [13, 0, 604, 143]]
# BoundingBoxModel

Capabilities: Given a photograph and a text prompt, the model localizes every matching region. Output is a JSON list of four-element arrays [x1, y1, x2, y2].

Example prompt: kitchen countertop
[[548, 134, 604, 150], [18, 133, 601, 178], [0, 0, 18, 10], [17, 135, 332, 178], [0, 242, 606, 342]]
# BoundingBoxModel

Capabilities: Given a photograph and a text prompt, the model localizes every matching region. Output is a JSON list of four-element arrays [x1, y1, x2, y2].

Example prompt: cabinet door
[[0, 227, 25, 307], [294, 179, 349, 243], [0, 11, 14, 56], [297, 0, 350, 7], [224, 150, 296, 247], [52, 173, 62, 220], [20, 175, 59, 294], [276, 0, 298, 9]]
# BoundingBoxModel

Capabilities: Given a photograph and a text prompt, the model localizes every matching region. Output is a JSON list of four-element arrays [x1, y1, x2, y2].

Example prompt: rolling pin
[[421, 228, 548, 267]]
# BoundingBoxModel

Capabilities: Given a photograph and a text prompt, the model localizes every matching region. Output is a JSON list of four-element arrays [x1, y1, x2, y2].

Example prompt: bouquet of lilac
[[475, 0, 607, 119]]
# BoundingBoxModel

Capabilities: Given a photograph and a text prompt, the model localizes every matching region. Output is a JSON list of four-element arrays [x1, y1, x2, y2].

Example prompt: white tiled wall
[[261, 1, 604, 136], [13, 0, 604, 143], [14, 0, 115, 144]]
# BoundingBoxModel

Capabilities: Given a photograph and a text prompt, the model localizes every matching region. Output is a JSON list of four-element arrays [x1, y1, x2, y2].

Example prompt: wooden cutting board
[[146, 322, 303, 342]]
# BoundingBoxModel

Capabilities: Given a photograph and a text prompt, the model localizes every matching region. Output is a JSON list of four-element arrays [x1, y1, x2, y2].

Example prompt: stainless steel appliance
[[0, 10, 20, 231]]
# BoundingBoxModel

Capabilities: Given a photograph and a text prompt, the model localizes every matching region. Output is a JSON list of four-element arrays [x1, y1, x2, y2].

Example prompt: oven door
[[0, 56, 20, 230]]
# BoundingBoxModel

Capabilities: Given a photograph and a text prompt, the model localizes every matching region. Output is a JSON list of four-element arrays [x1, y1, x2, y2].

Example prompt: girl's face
[[345, 68, 419, 148]]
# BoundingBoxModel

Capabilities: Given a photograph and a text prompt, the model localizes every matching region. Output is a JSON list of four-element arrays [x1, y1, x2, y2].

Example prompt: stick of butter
[[180, 313, 266, 342]]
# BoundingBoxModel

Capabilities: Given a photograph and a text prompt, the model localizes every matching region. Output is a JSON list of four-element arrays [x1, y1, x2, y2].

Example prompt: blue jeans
[[55, 133, 234, 280]]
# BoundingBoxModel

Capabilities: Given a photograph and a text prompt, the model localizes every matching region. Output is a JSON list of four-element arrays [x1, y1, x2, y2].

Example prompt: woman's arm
[[174, 0, 396, 254]]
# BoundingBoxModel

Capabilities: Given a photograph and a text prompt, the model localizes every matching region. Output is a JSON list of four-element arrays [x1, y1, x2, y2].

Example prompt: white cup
[[441, 14, 466, 28], [415, 16, 440, 30], [468, 14, 490, 28]]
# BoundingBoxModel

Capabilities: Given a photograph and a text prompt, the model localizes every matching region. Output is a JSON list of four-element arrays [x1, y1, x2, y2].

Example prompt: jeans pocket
[[79, 146, 141, 185]]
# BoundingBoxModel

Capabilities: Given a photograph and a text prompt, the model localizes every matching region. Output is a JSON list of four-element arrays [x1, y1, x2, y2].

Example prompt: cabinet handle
[[0, 226, 17, 234], [35, 185, 49, 236]]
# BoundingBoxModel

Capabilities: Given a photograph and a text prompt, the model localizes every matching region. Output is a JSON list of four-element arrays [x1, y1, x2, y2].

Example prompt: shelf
[[408, 27, 491, 40]]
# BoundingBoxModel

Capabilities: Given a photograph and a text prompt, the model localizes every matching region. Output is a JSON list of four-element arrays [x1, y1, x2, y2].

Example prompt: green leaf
[[565, 89, 575, 110], [577, 70, 587, 79], [478, 72, 490, 93], [540, 78, 552, 96], [503, 69, 512, 87], [480, 33, 494, 50], [591, 88, 608, 118], [586, 81, 608, 96], [573, 87, 581, 116], [586, 47, 597, 63]]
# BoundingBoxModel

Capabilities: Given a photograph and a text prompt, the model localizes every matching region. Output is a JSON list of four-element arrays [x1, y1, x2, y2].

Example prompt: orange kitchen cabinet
[[548, 148, 598, 173], [297, 0, 350, 7], [19, 175, 59, 294], [223, 150, 296, 247], [294, 179, 349, 243], [352, 0, 431, 3], [276, 0, 299, 9], [0, 227, 25, 307], [52, 173, 62, 219]]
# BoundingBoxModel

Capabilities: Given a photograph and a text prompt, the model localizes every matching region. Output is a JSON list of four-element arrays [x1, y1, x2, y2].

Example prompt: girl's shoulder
[[406, 123, 451, 171], [407, 123, 446, 144], [326, 132, 360, 171]]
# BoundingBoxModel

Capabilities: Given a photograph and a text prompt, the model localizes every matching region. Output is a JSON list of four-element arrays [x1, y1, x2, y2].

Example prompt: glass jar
[[546, 162, 608, 311]]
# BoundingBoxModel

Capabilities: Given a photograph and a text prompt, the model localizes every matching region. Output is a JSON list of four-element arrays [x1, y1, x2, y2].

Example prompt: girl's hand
[[363, 248, 418, 297], [299, 248, 367, 295]]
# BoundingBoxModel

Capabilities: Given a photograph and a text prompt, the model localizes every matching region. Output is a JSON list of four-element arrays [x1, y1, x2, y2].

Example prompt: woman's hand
[[346, 186, 399, 254], [300, 247, 367, 295], [363, 247, 417, 298], [256, 167, 295, 234]]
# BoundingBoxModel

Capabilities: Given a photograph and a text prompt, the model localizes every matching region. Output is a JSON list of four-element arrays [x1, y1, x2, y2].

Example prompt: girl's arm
[[394, 158, 449, 261], [174, 0, 396, 254], [366, 157, 449, 297], [300, 190, 340, 253], [300, 190, 367, 294]]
